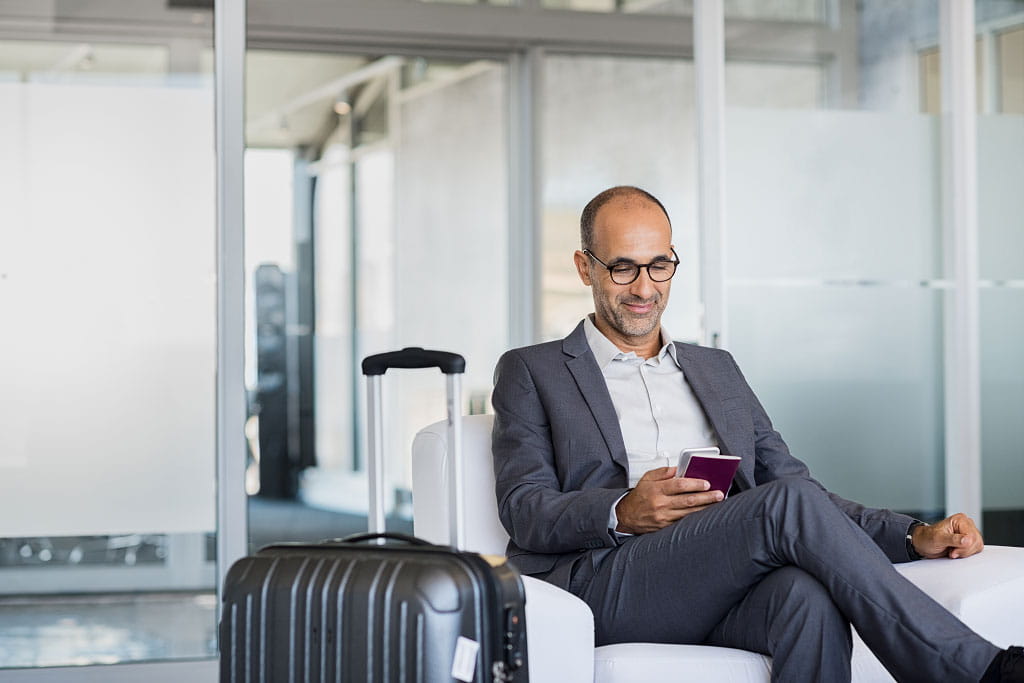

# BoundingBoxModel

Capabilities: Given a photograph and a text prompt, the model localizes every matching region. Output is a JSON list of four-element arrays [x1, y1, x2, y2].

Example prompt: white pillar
[[215, 0, 249, 597], [940, 0, 982, 525], [695, 0, 727, 349]]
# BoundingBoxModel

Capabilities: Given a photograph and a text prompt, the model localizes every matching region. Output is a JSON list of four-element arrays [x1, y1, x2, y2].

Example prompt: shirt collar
[[583, 315, 679, 369]]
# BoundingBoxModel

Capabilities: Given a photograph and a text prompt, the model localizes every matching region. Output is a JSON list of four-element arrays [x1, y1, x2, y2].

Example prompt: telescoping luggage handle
[[361, 347, 466, 550]]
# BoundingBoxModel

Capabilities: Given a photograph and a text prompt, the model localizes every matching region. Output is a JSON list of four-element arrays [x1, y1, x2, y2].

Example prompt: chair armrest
[[894, 545, 1024, 648], [523, 576, 595, 683]]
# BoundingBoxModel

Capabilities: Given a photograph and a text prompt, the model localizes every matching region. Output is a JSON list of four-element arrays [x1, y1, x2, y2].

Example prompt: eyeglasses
[[583, 248, 679, 285]]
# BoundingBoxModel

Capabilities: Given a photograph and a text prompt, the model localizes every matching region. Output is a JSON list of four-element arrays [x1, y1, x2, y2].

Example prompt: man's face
[[574, 199, 674, 346]]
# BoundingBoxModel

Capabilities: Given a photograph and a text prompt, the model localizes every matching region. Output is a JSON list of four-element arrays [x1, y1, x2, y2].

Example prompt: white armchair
[[412, 414, 1024, 683]]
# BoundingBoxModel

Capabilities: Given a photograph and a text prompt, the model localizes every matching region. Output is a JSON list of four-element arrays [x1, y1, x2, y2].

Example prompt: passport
[[677, 450, 741, 497]]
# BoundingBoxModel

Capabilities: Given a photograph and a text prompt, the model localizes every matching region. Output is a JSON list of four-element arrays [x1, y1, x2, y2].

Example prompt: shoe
[[999, 646, 1024, 682]]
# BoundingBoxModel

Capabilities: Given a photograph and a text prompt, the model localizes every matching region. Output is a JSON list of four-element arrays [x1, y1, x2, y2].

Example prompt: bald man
[[491, 186, 1022, 682]]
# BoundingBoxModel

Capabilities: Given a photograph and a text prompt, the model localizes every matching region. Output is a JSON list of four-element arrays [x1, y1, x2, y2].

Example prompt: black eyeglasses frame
[[582, 247, 679, 285]]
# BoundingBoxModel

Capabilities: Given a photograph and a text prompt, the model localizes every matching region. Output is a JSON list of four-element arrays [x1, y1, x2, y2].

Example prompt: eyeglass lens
[[609, 260, 677, 284]]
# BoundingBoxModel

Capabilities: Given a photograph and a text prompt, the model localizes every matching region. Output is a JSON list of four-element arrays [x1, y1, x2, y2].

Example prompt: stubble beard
[[596, 293, 665, 341]]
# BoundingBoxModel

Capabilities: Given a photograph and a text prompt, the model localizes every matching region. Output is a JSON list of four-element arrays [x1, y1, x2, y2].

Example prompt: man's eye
[[611, 265, 636, 275], [649, 261, 673, 273]]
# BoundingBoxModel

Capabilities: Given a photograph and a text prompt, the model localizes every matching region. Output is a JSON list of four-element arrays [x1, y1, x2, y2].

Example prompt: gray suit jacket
[[491, 320, 917, 591]]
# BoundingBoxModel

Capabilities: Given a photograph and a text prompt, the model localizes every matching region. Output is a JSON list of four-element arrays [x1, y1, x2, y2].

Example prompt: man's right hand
[[615, 466, 725, 534]]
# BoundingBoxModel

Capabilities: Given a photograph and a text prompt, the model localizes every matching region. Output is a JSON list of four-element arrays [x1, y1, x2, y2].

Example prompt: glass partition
[[723, 1, 947, 518], [0, 26, 218, 669], [977, 0, 1024, 546]]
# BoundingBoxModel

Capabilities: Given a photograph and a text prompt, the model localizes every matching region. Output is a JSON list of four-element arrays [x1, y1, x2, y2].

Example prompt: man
[[491, 185, 1023, 682]]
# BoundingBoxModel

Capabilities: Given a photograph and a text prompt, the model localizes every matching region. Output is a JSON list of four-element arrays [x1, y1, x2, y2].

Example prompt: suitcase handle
[[336, 532, 432, 546], [361, 347, 465, 376]]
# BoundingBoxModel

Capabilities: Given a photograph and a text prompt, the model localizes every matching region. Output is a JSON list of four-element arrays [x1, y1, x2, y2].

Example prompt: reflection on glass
[[243, 52, 509, 552], [0, 15, 217, 669], [999, 26, 1024, 113]]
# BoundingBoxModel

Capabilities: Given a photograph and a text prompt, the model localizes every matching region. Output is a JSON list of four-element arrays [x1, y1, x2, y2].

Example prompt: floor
[[0, 496, 413, 670]]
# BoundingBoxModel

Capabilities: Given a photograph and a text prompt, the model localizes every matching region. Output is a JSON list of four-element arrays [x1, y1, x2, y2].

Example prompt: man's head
[[579, 186, 671, 252], [574, 186, 676, 354]]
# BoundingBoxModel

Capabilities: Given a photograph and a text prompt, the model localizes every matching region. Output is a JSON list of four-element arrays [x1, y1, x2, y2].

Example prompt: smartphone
[[676, 447, 741, 497]]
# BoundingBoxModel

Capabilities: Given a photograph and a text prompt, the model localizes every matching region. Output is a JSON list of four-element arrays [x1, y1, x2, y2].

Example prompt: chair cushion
[[595, 643, 770, 683], [411, 414, 508, 556]]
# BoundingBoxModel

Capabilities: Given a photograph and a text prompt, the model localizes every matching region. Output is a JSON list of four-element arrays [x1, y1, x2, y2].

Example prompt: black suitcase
[[220, 348, 529, 683]]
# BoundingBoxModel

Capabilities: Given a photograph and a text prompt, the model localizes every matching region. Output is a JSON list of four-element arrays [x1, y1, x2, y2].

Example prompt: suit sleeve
[[491, 350, 626, 554], [725, 353, 920, 563]]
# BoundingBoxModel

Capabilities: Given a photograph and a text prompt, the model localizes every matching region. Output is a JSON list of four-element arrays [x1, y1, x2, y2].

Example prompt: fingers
[[663, 476, 724, 506], [941, 513, 984, 559], [616, 470, 726, 534], [638, 466, 681, 482], [637, 467, 721, 497], [672, 476, 712, 493], [917, 513, 986, 560], [646, 493, 722, 528]]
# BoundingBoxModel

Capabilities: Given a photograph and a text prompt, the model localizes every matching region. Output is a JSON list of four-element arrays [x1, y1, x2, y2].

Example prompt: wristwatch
[[906, 521, 925, 561]]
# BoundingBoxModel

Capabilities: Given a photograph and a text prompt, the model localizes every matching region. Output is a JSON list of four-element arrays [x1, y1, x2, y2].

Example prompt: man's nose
[[629, 268, 657, 299]]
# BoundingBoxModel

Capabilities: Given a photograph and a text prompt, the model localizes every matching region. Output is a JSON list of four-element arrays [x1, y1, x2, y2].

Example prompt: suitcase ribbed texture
[[220, 542, 526, 683]]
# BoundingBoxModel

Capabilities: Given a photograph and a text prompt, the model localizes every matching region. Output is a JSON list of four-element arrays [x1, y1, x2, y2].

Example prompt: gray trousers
[[567, 478, 999, 682]]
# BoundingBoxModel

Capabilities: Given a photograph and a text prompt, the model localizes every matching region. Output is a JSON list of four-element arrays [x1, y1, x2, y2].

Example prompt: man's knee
[[757, 477, 832, 515], [763, 567, 848, 635], [766, 566, 830, 603]]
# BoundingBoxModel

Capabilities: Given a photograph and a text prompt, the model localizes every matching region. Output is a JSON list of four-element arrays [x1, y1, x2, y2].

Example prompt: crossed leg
[[705, 566, 852, 681], [571, 478, 999, 682]]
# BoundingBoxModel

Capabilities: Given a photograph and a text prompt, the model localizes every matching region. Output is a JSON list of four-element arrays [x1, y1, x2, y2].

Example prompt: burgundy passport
[[678, 452, 741, 497]]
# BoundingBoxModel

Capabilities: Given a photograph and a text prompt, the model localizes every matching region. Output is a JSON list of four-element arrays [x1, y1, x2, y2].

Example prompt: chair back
[[411, 413, 510, 556]]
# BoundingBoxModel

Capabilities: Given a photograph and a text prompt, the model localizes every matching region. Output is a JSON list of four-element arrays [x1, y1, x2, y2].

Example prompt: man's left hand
[[911, 512, 985, 560]]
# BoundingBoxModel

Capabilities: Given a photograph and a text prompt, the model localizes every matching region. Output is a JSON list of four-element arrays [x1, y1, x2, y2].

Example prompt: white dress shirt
[[583, 316, 718, 532]]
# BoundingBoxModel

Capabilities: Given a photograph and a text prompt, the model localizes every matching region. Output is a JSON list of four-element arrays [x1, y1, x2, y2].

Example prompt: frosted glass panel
[[0, 82, 216, 537], [978, 115, 1024, 280], [728, 286, 944, 512], [980, 291, 1024, 510], [978, 109, 1024, 545], [726, 108, 941, 281]]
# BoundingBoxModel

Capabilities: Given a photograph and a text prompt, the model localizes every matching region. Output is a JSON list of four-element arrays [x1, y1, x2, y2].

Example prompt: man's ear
[[573, 250, 592, 286]]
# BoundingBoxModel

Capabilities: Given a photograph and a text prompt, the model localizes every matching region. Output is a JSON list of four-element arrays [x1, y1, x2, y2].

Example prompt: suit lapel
[[563, 324, 629, 472], [676, 343, 753, 490]]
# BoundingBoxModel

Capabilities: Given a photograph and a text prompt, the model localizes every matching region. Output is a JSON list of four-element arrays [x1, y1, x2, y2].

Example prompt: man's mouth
[[621, 299, 656, 315]]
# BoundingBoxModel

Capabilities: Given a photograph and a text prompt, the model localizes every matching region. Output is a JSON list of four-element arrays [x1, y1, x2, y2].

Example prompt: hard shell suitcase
[[220, 348, 528, 683]]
